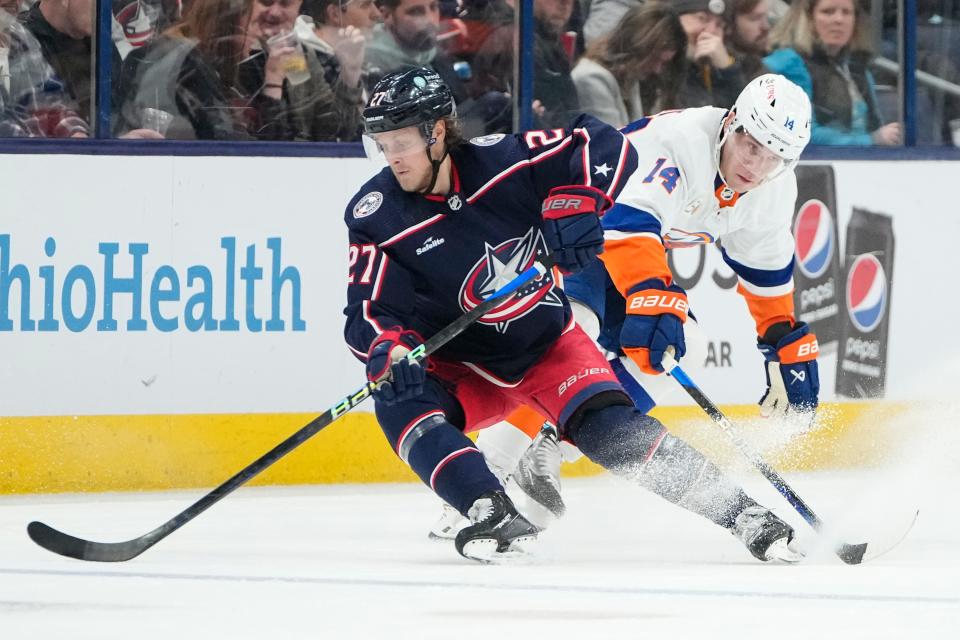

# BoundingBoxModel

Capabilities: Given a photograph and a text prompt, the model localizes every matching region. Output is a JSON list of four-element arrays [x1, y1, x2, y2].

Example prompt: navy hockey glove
[[541, 185, 613, 274], [366, 328, 428, 406], [620, 279, 688, 374], [757, 321, 820, 417]]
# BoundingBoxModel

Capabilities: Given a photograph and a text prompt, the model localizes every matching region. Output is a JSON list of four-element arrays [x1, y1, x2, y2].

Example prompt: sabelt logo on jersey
[[846, 254, 887, 333], [0, 235, 305, 333], [416, 236, 445, 255], [558, 367, 611, 396], [793, 199, 834, 278], [458, 228, 561, 333]]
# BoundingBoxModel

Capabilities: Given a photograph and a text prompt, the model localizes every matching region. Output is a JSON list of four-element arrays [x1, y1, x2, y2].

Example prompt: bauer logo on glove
[[620, 278, 688, 375], [757, 321, 820, 418], [540, 185, 613, 274]]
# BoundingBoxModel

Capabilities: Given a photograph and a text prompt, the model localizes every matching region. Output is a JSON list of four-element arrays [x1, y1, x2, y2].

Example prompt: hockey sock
[[568, 404, 754, 529], [391, 412, 502, 516], [476, 420, 537, 481]]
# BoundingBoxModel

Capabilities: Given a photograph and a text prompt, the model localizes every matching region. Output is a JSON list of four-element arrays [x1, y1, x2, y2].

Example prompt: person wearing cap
[[674, 0, 750, 108]]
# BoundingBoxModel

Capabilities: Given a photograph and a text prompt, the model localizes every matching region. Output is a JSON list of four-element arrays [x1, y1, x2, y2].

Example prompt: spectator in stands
[[0, 9, 89, 137], [571, 2, 685, 128], [117, 0, 363, 140], [1, 0, 21, 15], [20, 0, 117, 121], [365, 0, 510, 135], [764, 0, 901, 145], [18, 0, 162, 137], [471, 0, 580, 129], [582, 0, 637, 47], [727, 0, 771, 80], [296, 0, 378, 98], [366, 0, 447, 83], [675, 0, 749, 108]]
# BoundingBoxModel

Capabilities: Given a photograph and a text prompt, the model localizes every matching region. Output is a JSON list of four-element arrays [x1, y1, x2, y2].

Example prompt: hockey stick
[[661, 354, 868, 565], [28, 257, 557, 562]]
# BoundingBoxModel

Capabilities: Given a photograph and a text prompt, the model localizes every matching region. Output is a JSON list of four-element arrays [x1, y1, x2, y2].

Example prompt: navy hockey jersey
[[344, 114, 638, 383]]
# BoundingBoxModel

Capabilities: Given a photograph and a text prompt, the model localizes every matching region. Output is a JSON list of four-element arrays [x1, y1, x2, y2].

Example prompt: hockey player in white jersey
[[435, 74, 819, 562]]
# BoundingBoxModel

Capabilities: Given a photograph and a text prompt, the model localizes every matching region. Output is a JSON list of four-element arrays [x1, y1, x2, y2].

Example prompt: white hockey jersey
[[599, 107, 799, 336]]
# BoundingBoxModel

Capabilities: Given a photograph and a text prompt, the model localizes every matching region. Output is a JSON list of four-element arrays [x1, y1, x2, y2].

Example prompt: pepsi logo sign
[[846, 254, 887, 333], [793, 199, 834, 278]]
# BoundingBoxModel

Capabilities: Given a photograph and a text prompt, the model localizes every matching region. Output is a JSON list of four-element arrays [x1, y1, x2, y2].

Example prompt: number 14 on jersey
[[642, 157, 680, 194]]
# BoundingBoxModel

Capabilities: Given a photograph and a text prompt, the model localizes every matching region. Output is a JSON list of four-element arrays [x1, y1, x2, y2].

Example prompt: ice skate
[[427, 502, 468, 541], [455, 491, 539, 563], [732, 506, 804, 563], [511, 423, 566, 519]]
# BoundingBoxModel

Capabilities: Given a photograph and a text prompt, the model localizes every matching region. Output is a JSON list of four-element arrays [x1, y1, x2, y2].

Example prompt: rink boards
[[1, 153, 957, 493]]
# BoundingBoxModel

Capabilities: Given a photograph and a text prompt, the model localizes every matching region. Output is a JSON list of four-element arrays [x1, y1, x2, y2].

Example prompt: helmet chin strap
[[715, 119, 735, 188], [419, 122, 449, 195]]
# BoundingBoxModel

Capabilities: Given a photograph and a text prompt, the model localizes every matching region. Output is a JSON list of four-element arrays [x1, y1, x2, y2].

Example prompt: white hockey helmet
[[719, 74, 812, 179]]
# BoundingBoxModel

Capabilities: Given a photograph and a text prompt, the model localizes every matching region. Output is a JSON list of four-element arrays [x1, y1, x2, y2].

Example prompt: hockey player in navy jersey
[[345, 66, 801, 563]]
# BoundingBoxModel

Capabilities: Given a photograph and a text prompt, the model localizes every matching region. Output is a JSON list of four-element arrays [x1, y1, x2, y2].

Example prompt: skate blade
[[460, 535, 537, 564], [764, 538, 805, 564], [427, 531, 457, 542]]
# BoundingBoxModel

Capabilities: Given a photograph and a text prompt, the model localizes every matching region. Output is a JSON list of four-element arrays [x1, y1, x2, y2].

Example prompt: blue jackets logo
[[458, 228, 560, 332], [0, 235, 305, 332]]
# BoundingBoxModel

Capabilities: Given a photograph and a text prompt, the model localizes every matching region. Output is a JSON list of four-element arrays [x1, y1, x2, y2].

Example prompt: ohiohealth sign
[[0, 235, 305, 333]]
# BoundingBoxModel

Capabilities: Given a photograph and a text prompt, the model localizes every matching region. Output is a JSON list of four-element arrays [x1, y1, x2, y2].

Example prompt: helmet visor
[[363, 129, 429, 163], [727, 129, 787, 179]]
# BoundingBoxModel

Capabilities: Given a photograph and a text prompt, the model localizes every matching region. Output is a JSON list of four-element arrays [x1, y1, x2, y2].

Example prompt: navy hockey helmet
[[363, 67, 456, 138]]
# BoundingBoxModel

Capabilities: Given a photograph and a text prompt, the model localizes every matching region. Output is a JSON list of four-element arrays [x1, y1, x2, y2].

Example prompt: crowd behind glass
[[0, 0, 958, 145]]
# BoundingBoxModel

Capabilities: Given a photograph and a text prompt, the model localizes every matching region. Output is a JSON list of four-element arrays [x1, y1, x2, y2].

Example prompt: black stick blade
[[27, 521, 149, 562], [836, 542, 869, 565]]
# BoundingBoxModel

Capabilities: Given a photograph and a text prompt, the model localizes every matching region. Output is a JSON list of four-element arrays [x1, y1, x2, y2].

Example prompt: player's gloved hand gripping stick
[[540, 185, 612, 274], [27, 257, 558, 562], [660, 350, 868, 565]]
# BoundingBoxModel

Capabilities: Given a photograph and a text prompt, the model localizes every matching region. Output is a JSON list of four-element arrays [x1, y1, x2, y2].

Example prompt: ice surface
[[1, 465, 957, 639]]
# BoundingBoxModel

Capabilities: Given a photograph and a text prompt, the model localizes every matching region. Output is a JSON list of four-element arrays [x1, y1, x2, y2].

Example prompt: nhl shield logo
[[458, 228, 562, 332], [353, 191, 383, 218], [447, 194, 463, 211]]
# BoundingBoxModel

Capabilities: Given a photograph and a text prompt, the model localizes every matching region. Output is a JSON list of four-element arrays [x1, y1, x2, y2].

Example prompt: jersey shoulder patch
[[344, 169, 404, 232], [352, 191, 383, 219], [469, 133, 506, 147]]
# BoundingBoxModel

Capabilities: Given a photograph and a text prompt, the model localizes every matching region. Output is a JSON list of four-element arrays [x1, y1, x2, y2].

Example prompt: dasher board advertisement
[[1, 156, 958, 415]]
